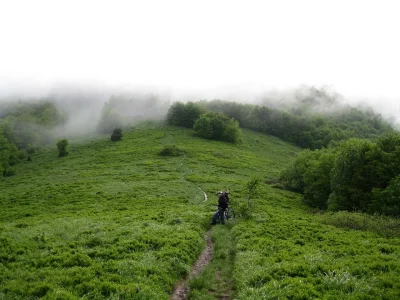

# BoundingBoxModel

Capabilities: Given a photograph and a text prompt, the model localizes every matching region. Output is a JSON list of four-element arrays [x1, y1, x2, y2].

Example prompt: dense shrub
[[159, 145, 184, 157], [56, 139, 69, 157], [371, 176, 400, 216], [280, 149, 316, 193], [318, 211, 400, 237], [281, 133, 400, 216], [0, 133, 19, 176], [194, 112, 241, 143], [328, 139, 378, 211], [3, 166, 16, 177], [166, 101, 202, 128], [0, 133, 9, 176], [111, 128, 123, 141]]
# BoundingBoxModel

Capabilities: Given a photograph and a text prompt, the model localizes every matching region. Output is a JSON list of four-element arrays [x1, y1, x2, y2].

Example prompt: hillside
[[0, 123, 399, 299]]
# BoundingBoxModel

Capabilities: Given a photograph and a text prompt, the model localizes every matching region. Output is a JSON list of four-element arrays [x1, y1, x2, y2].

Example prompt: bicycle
[[212, 205, 234, 224], [225, 206, 235, 220]]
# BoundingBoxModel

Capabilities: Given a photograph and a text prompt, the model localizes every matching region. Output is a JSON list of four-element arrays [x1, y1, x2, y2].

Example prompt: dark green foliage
[[246, 176, 261, 207], [111, 128, 123, 141], [3, 166, 16, 177], [318, 211, 400, 237], [328, 139, 379, 211], [194, 112, 242, 143], [56, 139, 69, 157], [166, 101, 202, 128], [159, 145, 184, 156], [198, 98, 394, 149], [303, 150, 335, 209], [282, 133, 400, 216], [0, 132, 9, 175], [371, 176, 400, 216], [26, 144, 36, 154], [0, 131, 19, 176], [280, 149, 316, 193]]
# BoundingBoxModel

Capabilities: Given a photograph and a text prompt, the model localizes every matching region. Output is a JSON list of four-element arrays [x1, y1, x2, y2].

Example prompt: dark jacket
[[218, 194, 228, 210]]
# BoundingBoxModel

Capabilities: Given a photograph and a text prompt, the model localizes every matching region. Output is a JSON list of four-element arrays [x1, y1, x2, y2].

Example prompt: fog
[[1, 1, 399, 132], [1, 80, 399, 138]]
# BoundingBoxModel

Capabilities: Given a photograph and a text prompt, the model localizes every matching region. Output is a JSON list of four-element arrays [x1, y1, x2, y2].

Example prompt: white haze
[[0, 0, 400, 131]]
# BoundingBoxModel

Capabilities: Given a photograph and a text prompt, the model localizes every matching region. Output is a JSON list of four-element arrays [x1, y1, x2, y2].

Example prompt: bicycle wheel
[[226, 207, 235, 220]]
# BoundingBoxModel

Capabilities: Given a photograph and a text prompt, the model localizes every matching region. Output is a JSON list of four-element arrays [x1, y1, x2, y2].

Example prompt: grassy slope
[[0, 122, 399, 299]]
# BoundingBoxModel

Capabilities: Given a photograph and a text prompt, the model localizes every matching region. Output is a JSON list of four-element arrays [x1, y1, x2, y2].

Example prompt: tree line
[[280, 134, 400, 216], [165, 98, 394, 149], [199, 99, 394, 149]]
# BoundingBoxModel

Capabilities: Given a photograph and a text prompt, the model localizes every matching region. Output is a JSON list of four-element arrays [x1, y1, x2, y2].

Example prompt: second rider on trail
[[211, 189, 230, 225]]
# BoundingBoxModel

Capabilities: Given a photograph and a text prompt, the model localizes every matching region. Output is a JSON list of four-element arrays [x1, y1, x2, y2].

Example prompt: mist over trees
[[199, 98, 393, 149], [0, 100, 67, 176], [166, 101, 242, 143], [97, 94, 170, 133], [0, 100, 67, 148]]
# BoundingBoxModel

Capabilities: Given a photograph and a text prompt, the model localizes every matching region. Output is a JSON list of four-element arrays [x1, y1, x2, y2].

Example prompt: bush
[[56, 139, 69, 157], [318, 211, 400, 237], [166, 101, 202, 128], [26, 144, 36, 154], [111, 128, 123, 142], [159, 145, 184, 157], [235, 201, 252, 220], [370, 176, 400, 216], [3, 166, 16, 177], [194, 112, 241, 143]]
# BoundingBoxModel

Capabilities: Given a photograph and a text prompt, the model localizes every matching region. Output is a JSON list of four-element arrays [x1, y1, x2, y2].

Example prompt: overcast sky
[[0, 0, 399, 102]]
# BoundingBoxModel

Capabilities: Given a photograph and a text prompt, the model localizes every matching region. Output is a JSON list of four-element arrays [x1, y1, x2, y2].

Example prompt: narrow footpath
[[171, 230, 214, 300]]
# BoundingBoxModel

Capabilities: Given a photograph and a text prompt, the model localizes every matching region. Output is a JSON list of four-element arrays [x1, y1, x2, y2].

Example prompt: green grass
[[189, 224, 236, 299], [1, 122, 399, 299], [233, 187, 400, 299]]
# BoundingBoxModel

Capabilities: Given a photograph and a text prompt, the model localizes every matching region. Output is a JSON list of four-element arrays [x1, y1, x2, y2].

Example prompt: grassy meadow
[[1, 122, 399, 299]]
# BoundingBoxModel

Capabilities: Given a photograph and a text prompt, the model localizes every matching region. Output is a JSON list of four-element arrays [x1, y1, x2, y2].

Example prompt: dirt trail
[[171, 230, 214, 300]]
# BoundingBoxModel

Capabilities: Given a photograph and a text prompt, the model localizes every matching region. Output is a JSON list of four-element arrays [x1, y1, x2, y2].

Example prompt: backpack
[[219, 194, 228, 208]]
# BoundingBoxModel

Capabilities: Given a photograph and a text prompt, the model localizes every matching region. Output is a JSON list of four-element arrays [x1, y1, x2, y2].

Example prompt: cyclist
[[211, 190, 229, 225], [224, 188, 230, 205]]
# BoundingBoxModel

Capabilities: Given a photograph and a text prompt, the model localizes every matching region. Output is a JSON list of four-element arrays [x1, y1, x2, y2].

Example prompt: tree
[[328, 139, 378, 211], [302, 149, 335, 209], [56, 139, 69, 157], [166, 102, 202, 128], [167, 102, 185, 126], [246, 176, 261, 207], [193, 112, 241, 143], [0, 133, 10, 176], [280, 149, 316, 192], [370, 176, 400, 216], [111, 128, 123, 141]]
